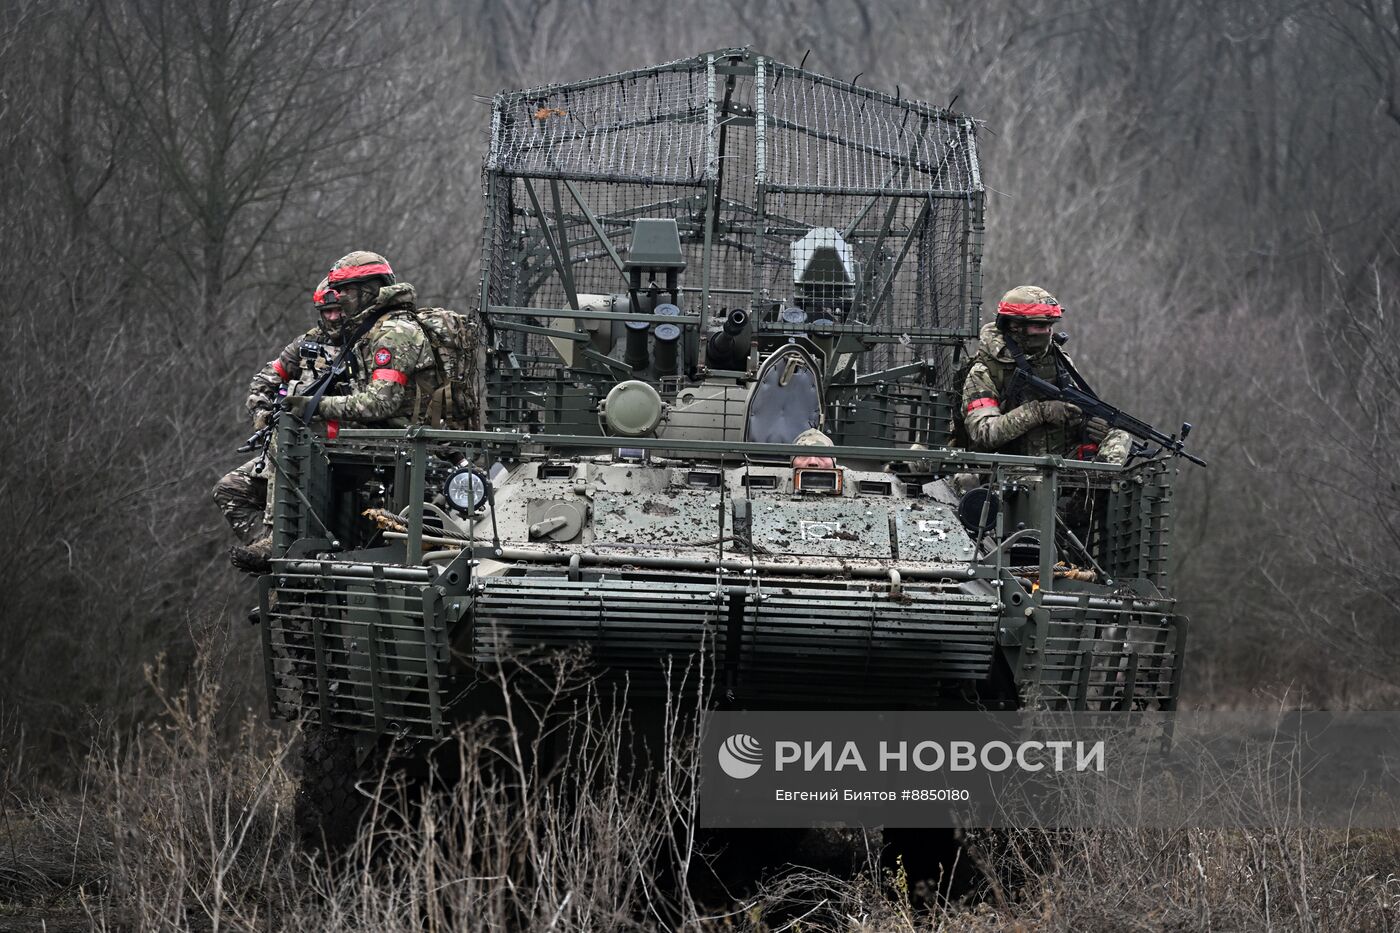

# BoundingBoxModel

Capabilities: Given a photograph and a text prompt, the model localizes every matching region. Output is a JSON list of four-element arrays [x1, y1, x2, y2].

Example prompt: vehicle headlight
[[445, 466, 488, 513]]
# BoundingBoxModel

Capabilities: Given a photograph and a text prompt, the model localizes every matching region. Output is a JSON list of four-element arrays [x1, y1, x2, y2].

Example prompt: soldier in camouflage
[[213, 278, 345, 572], [282, 251, 436, 428], [962, 285, 1131, 464], [792, 427, 836, 468]]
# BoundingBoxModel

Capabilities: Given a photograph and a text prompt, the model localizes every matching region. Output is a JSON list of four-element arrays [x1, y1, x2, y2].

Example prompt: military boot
[[229, 534, 273, 573]]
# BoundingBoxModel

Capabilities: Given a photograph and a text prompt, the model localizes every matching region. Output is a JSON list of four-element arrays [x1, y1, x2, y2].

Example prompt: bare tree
[[1253, 252, 1400, 678], [93, 0, 390, 323]]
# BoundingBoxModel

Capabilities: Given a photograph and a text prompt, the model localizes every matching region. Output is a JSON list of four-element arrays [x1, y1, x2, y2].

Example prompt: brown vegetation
[[3, 627, 1398, 930]]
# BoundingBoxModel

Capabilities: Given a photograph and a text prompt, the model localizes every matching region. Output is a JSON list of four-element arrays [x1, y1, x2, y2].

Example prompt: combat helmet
[[312, 275, 345, 339], [995, 284, 1062, 356], [328, 250, 396, 287], [327, 250, 396, 319], [996, 284, 1062, 322]]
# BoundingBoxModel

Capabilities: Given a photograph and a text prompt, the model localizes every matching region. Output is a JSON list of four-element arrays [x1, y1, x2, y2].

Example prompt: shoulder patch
[[374, 347, 392, 366]]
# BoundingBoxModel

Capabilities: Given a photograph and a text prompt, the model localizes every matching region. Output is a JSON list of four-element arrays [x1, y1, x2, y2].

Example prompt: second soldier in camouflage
[[962, 284, 1131, 464]]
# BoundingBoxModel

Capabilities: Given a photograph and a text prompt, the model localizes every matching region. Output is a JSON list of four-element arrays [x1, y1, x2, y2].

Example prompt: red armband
[[371, 368, 408, 386], [273, 359, 290, 381], [965, 397, 999, 413], [326, 420, 340, 440]]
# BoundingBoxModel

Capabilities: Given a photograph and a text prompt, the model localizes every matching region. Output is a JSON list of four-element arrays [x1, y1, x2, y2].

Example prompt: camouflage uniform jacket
[[962, 321, 1131, 463], [245, 327, 338, 419], [317, 283, 434, 427]]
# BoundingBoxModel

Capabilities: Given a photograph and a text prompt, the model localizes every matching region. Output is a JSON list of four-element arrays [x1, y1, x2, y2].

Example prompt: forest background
[[3, 0, 1399, 773]]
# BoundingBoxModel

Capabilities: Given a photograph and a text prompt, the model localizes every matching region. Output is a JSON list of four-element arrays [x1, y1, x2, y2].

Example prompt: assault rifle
[[232, 297, 396, 459], [1008, 369, 1208, 467], [234, 341, 350, 455]]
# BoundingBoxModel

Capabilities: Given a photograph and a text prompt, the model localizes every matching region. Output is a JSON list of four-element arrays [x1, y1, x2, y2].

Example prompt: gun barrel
[[236, 425, 270, 453], [706, 307, 752, 369], [1016, 369, 1207, 468], [1179, 449, 1208, 467]]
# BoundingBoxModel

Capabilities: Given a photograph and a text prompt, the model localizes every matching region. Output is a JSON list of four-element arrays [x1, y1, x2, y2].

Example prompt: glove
[[1095, 434, 1134, 465], [252, 409, 272, 432], [1083, 416, 1110, 444], [283, 395, 313, 421], [1036, 400, 1082, 428]]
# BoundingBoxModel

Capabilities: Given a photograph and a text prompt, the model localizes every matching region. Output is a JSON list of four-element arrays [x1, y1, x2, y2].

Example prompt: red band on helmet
[[273, 360, 290, 381], [372, 368, 408, 385], [966, 397, 999, 413], [328, 262, 393, 284], [314, 287, 340, 306], [997, 301, 1063, 318], [326, 420, 340, 439]]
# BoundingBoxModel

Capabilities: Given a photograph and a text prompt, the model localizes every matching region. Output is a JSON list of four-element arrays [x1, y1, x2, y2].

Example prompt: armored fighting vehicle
[[258, 50, 1190, 842]]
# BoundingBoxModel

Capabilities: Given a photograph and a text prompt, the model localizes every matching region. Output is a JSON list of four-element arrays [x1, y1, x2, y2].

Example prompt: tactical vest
[[342, 310, 436, 427], [994, 348, 1076, 457], [959, 319, 1083, 458]]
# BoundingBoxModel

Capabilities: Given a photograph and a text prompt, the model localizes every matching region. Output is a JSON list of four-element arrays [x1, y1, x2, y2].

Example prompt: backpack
[[409, 308, 487, 430], [949, 349, 977, 450]]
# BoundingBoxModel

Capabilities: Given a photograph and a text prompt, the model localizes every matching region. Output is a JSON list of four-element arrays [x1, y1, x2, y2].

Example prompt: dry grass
[[1, 631, 1397, 932]]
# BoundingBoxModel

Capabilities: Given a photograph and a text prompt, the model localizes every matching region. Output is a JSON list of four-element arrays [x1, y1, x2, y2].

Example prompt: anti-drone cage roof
[[480, 48, 986, 367], [489, 49, 982, 195]]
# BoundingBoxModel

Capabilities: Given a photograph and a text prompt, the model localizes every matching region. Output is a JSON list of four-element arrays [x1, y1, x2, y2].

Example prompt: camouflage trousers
[[213, 457, 274, 544]]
